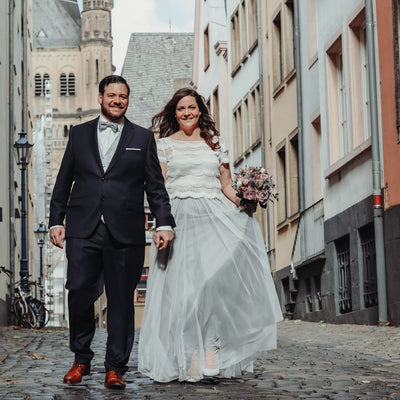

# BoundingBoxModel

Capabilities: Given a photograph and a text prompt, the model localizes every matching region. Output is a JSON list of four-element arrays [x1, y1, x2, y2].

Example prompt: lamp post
[[13, 129, 33, 290], [34, 222, 47, 285]]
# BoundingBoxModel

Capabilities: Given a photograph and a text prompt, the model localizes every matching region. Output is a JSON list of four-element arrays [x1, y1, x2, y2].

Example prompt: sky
[[77, 0, 195, 73]]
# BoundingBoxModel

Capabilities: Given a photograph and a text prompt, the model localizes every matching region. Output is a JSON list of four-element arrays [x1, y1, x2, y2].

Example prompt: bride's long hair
[[151, 87, 220, 150]]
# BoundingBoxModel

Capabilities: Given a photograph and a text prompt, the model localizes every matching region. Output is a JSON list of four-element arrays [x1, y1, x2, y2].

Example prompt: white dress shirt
[[98, 114, 123, 156]]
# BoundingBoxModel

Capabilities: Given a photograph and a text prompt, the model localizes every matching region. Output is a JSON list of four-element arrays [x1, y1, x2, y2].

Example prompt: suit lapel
[[105, 119, 133, 174], [87, 117, 104, 173]]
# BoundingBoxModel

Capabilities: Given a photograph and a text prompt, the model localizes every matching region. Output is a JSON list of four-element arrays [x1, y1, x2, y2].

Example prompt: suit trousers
[[65, 221, 144, 374]]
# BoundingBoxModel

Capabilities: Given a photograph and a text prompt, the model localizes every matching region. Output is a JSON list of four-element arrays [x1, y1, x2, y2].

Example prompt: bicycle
[[26, 280, 51, 328], [0, 266, 50, 328]]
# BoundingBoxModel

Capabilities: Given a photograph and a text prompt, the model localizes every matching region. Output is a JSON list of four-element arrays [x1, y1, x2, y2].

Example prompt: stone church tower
[[32, 0, 114, 130], [80, 0, 114, 115]]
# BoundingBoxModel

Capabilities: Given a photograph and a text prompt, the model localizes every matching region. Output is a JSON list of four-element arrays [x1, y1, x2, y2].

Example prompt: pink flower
[[232, 166, 278, 209]]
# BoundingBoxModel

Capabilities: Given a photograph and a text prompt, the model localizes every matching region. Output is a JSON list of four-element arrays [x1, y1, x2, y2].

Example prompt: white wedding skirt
[[138, 198, 283, 383]]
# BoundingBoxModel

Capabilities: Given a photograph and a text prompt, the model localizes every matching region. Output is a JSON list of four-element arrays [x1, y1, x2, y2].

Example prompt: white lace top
[[157, 137, 230, 200]]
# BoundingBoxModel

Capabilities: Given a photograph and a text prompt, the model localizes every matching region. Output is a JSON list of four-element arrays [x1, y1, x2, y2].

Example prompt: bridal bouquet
[[232, 166, 278, 214]]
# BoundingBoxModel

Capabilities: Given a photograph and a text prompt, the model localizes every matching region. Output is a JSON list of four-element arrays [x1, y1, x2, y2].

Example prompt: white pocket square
[[126, 147, 141, 151]]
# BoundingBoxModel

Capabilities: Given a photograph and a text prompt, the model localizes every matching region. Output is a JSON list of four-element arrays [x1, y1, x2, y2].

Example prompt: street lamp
[[34, 222, 47, 284], [13, 129, 33, 290]]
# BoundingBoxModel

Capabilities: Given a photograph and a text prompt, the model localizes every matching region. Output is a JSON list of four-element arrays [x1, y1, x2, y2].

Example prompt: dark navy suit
[[49, 116, 175, 374]]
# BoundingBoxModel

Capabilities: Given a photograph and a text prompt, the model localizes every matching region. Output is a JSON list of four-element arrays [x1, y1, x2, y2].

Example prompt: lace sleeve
[[217, 137, 229, 165], [156, 138, 167, 162]]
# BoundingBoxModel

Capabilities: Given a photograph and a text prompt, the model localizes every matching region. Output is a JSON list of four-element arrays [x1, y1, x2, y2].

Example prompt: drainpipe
[[293, 0, 304, 212], [8, 0, 16, 324], [256, 0, 265, 169], [256, 0, 272, 251], [22, 0, 28, 130], [289, 0, 304, 280], [365, 0, 388, 324]]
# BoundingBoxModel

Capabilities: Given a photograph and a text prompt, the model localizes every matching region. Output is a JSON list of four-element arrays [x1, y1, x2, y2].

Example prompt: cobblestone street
[[0, 319, 399, 399]]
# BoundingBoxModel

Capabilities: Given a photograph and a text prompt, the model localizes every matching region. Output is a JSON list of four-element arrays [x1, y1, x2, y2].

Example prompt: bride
[[138, 87, 283, 383]]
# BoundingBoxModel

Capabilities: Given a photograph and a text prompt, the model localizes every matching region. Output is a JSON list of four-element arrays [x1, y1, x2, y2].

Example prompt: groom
[[49, 75, 175, 389]]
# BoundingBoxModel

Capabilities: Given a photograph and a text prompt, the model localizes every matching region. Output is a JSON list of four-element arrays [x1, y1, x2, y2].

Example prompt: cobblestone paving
[[0, 320, 399, 399]]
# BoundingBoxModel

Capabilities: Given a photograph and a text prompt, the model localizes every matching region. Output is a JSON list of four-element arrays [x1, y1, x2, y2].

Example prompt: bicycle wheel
[[43, 306, 51, 327], [30, 299, 47, 328], [14, 299, 37, 328]]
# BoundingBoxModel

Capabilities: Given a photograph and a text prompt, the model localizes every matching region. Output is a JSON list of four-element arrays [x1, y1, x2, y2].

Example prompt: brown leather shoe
[[104, 370, 126, 389], [63, 362, 90, 384]]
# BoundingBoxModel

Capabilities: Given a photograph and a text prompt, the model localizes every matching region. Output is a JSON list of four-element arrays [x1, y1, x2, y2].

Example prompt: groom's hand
[[153, 230, 174, 250], [50, 227, 65, 249]]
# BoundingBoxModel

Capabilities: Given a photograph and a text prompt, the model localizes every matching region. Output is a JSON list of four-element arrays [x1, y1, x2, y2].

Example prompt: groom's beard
[[100, 104, 127, 122]]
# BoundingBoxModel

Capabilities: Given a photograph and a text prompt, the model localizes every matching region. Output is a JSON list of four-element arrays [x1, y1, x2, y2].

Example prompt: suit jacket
[[49, 116, 175, 246]]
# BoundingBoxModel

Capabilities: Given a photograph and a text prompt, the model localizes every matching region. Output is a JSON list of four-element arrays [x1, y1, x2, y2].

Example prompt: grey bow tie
[[99, 120, 119, 133]]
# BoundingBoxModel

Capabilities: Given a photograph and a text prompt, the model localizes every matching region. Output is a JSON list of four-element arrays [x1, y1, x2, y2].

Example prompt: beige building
[[31, 0, 114, 326], [0, 0, 34, 325], [259, 0, 299, 314]]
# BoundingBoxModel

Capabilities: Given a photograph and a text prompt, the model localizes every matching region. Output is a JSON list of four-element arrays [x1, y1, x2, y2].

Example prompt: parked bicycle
[[0, 265, 50, 328]]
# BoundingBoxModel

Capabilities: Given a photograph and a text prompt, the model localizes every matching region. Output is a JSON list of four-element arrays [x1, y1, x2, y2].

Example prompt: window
[[248, 0, 258, 49], [288, 133, 299, 217], [307, 0, 318, 63], [359, 224, 377, 308], [272, 11, 283, 89], [233, 105, 243, 162], [96, 59, 99, 83], [60, 73, 67, 96], [231, 8, 241, 71], [336, 236, 352, 314], [34, 73, 42, 96], [68, 73, 76, 96], [311, 116, 322, 202], [243, 96, 250, 151], [42, 73, 50, 95], [212, 87, 220, 132], [326, 37, 348, 163], [349, 10, 370, 145], [284, 0, 295, 74], [240, 0, 248, 58], [204, 25, 210, 71], [43, 73, 50, 95], [250, 85, 261, 143], [276, 144, 287, 224]]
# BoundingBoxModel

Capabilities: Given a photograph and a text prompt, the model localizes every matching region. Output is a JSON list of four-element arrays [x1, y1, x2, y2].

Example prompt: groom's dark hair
[[99, 75, 130, 96]]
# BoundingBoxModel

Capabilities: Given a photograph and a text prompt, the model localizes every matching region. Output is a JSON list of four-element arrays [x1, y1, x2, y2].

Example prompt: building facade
[[0, 0, 33, 325], [287, 0, 399, 325], [192, 0, 230, 147], [378, 0, 400, 324], [258, 0, 300, 300], [225, 0, 272, 239]]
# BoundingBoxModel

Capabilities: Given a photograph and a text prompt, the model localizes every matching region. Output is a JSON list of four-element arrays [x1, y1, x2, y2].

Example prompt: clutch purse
[[156, 243, 173, 270]]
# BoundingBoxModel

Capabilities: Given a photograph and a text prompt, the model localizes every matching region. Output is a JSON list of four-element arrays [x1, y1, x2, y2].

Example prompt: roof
[[121, 33, 194, 128], [32, 0, 81, 49]]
